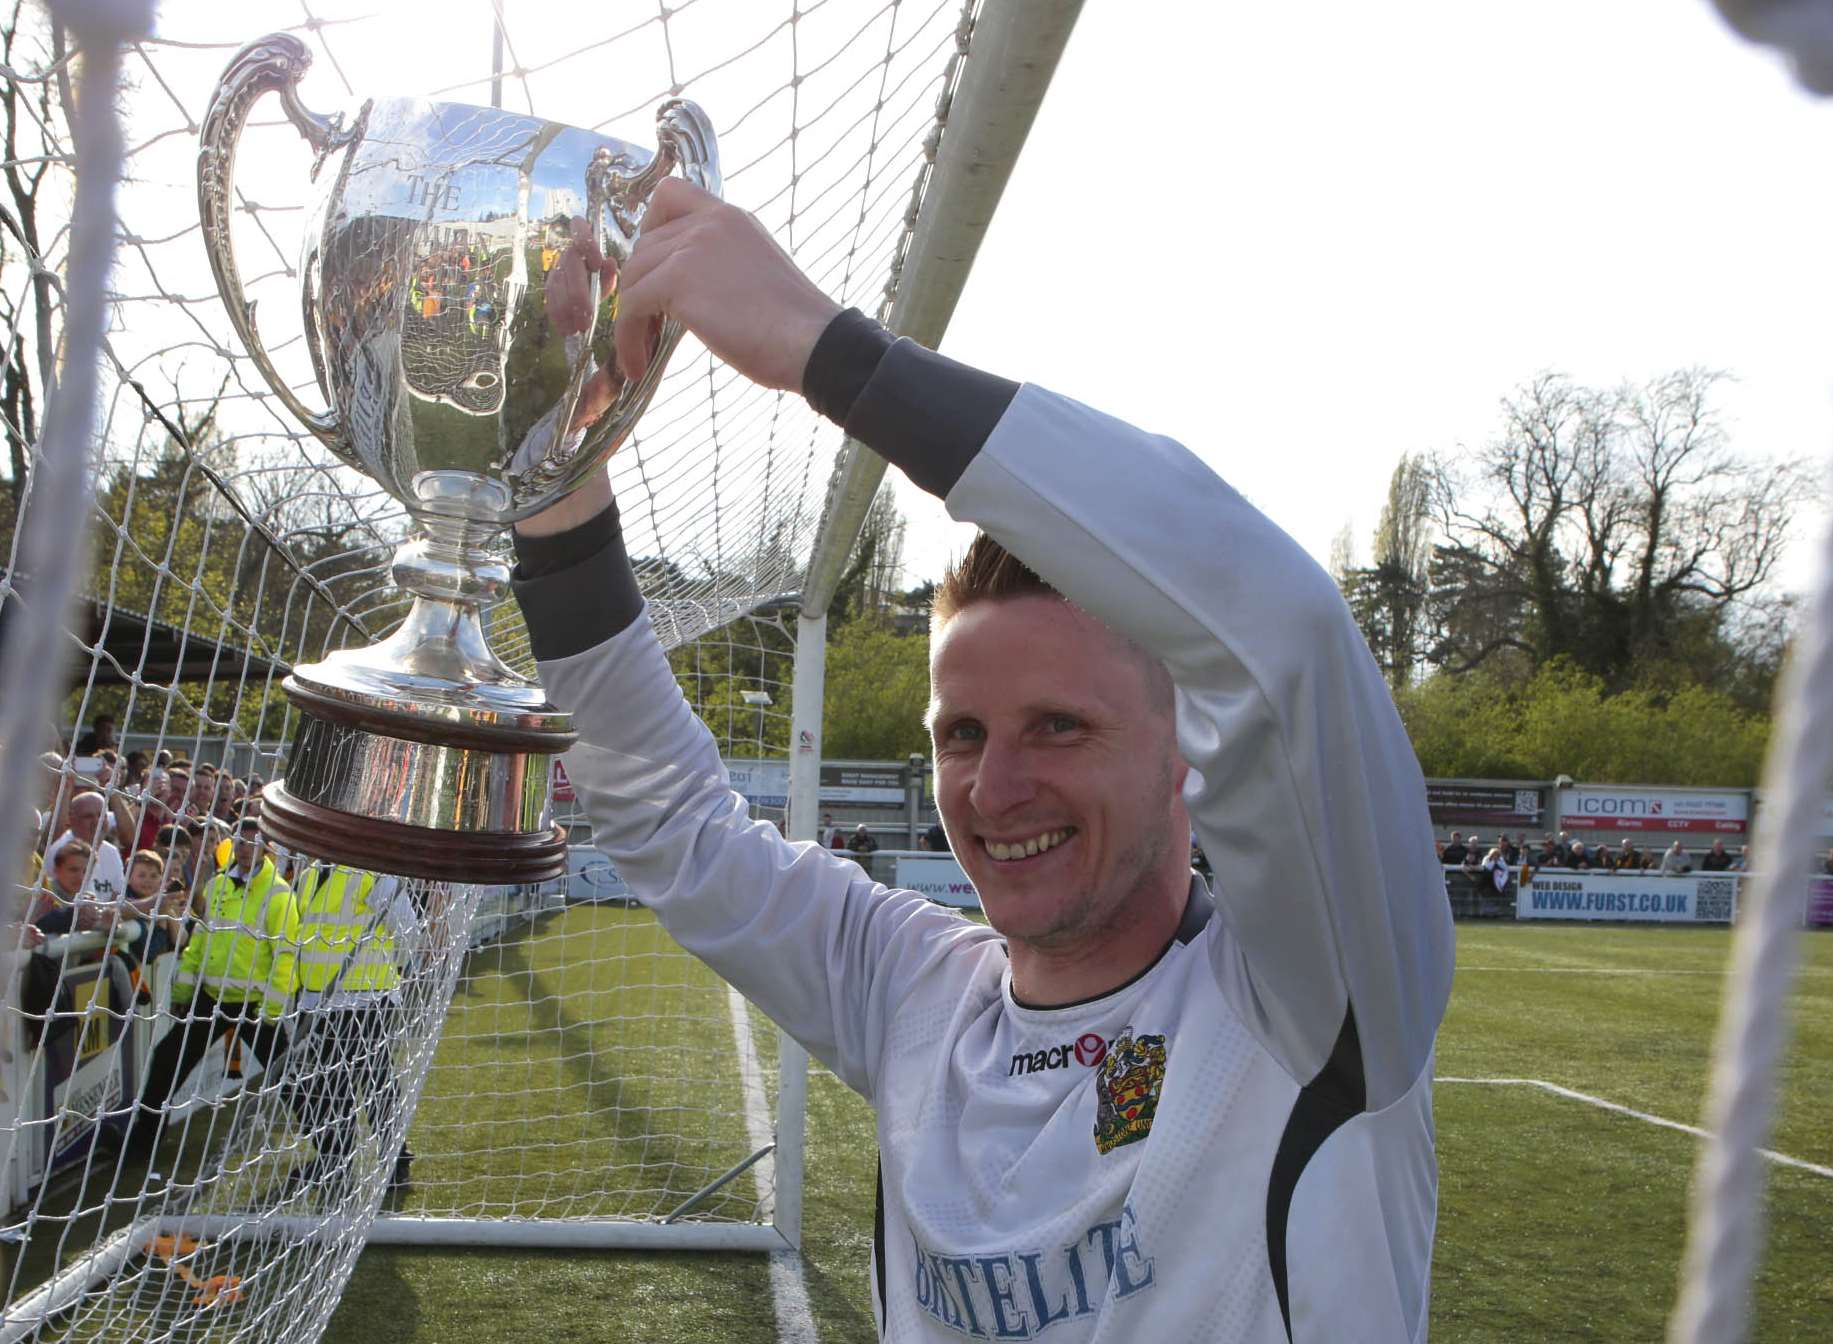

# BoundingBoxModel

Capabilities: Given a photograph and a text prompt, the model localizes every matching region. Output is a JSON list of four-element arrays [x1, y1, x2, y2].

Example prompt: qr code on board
[[1695, 878, 1735, 922]]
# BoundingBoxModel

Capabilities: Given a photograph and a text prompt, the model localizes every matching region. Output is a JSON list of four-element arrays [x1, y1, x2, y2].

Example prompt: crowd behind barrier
[[4, 722, 631, 1212], [10, 727, 1831, 1208]]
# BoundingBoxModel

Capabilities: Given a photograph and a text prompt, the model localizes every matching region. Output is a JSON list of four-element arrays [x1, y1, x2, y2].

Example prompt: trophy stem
[[261, 495, 574, 884]]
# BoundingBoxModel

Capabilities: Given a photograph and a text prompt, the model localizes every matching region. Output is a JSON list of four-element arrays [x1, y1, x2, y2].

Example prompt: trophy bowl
[[198, 34, 720, 882]]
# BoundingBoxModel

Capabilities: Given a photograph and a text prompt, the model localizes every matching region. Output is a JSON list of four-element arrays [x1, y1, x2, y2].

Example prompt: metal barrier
[[1, 925, 151, 1211]]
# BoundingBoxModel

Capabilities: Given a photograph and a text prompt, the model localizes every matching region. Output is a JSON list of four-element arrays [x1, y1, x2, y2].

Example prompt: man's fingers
[[619, 211, 697, 296], [637, 175, 715, 235], [614, 250, 683, 381]]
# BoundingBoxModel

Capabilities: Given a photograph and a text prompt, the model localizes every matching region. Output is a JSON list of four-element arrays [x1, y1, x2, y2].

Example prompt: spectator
[[32, 750, 68, 843], [1659, 840, 1692, 876], [154, 823, 198, 900], [1459, 844, 1484, 877], [819, 812, 840, 848], [1568, 840, 1593, 870], [1479, 845, 1510, 893], [1700, 839, 1734, 872], [924, 820, 949, 854], [154, 748, 173, 771], [1610, 838, 1644, 872], [1554, 831, 1573, 865], [32, 839, 104, 931], [135, 768, 188, 853], [75, 714, 117, 756], [128, 814, 299, 1160], [1730, 846, 1750, 873], [46, 791, 128, 908], [123, 750, 150, 791], [1499, 834, 1521, 867], [1439, 831, 1468, 867], [846, 824, 879, 856], [1536, 835, 1561, 868], [125, 848, 188, 962]]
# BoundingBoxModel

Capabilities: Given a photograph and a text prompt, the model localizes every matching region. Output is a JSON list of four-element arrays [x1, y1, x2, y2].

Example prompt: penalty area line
[[727, 984, 818, 1344], [1437, 1077, 1833, 1179]]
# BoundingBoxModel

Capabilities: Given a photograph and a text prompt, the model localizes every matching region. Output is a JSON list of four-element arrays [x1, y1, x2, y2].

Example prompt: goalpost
[[0, 0, 1079, 1338]]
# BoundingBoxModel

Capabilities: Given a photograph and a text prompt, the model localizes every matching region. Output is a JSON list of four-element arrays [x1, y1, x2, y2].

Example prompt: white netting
[[403, 611, 796, 1228], [0, 2, 975, 1338]]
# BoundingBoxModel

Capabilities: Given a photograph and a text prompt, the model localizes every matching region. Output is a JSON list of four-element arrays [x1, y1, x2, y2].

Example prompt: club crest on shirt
[[1092, 1027, 1167, 1154]]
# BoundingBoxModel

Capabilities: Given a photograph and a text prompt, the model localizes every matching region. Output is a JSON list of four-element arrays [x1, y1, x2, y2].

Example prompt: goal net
[[0, 0, 1068, 1339]]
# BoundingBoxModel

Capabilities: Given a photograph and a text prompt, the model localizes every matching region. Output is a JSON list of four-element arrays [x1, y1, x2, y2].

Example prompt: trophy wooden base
[[259, 780, 570, 886]]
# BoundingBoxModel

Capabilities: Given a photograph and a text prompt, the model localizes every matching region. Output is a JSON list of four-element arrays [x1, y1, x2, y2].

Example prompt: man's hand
[[614, 178, 841, 392]]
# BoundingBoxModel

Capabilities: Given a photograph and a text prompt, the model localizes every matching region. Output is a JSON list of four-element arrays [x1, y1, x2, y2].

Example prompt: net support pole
[[799, 0, 1084, 610], [770, 608, 827, 1251]]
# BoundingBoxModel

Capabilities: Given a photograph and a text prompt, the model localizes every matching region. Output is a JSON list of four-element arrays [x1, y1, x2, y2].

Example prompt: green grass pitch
[[329, 919, 1833, 1342]]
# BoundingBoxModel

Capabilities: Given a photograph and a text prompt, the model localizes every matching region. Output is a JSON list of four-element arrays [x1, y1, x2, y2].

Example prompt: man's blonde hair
[[931, 533, 1173, 716], [930, 533, 1057, 630]]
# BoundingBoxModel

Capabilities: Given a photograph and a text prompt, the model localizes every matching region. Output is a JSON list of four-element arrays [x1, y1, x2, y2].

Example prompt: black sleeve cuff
[[510, 500, 645, 660], [843, 338, 1020, 499], [803, 307, 897, 425], [802, 307, 1021, 499]]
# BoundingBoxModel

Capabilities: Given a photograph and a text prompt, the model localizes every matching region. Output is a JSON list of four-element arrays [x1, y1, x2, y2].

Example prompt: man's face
[[67, 799, 103, 843], [929, 594, 1186, 948], [163, 774, 189, 809], [232, 833, 262, 873]]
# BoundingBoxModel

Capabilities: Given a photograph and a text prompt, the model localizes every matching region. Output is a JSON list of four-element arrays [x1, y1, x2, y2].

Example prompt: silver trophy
[[198, 34, 718, 882]]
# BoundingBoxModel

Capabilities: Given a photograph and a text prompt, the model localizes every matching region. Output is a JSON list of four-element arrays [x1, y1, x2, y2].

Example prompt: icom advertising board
[[1556, 786, 1747, 835], [1518, 871, 1739, 923]]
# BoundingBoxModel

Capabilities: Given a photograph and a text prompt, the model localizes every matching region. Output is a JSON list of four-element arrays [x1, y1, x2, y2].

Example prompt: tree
[[1393, 660, 1769, 786], [1340, 455, 1432, 689], [0, 5, 66, 548], [820, 619, 931, 759], [826, 487, 906, 624], [1423, 369, 1810, 703]]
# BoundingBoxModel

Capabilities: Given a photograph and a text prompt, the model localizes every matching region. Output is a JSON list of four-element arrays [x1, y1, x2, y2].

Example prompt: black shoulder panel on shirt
[[873, 1157, 887, 1334], [1265, 1005, 1367, 1341], [509, 500, 646, 660]]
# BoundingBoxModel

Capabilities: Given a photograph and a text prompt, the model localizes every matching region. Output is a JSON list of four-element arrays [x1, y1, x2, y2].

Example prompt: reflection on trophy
[[197, 34, 719, 882]]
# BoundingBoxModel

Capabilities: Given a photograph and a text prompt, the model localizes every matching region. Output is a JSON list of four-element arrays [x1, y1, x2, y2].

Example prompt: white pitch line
[[1454, 966, 1726, 975], [1437, 1077, 1833, 1179], [727, 984, 818, 1344], [1454, 966, 1833, 976]]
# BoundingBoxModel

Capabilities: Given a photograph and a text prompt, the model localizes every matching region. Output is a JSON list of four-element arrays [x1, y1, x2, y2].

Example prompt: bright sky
[[146, 1, 1833, 599], [902, 0, 1833, 592]]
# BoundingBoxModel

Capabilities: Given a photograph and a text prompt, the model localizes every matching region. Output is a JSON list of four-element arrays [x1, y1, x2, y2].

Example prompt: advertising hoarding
[[723, 759, 908, 809], [1517, 871, 1739, 923], [1426, 783, 1542, 826], [1556, 786, 1747, 834], [894, 856, 979, 908]]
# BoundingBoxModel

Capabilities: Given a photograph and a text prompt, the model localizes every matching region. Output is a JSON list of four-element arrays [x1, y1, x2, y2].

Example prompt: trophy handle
[[197, 33, 355, 447]]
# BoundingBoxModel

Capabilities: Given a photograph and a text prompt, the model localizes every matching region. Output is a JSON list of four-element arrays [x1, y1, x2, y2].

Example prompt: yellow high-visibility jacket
[[295, 866, 400, 998], [172, 858, 298, 1020]]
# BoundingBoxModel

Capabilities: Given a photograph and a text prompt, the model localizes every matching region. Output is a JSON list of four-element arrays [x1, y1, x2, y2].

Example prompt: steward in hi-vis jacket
[[130, 814, 298, 1155], [508, 181, 1454, 1342], [286, 862, 420, 1192]]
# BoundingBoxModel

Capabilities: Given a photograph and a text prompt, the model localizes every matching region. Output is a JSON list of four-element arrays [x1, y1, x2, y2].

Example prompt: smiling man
[[513, 180, 1454, 1342]]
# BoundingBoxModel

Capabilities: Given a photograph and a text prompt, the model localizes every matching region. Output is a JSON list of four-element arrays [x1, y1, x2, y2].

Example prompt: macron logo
[[1010, 1032, 1107, 1077]]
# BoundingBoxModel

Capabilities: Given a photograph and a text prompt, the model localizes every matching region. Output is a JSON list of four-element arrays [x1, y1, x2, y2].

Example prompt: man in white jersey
[[514, 180, 1454, 1341]]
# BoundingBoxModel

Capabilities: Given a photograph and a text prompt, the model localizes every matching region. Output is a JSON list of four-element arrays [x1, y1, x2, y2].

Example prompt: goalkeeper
[[516, 182, 1453, 1341]]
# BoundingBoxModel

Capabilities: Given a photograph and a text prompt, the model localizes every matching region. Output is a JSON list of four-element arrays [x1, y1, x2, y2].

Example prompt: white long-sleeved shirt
[[525, 364, 1453, 1341]]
